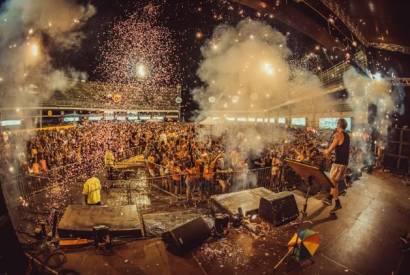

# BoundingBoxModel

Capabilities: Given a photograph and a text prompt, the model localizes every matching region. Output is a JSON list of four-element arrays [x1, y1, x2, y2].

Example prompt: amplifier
[[162, 217, 211, 253], [258, 191, 299, 226]]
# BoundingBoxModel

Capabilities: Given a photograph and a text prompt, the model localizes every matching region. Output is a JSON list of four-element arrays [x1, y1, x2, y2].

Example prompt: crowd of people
[[0, 121, 370, 204], [49, 81, 179, 110]]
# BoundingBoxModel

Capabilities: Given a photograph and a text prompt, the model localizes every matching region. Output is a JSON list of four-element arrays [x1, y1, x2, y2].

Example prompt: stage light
[[196, 31, 203, 39], [373, 72, 382, 81], [134, 63, 148, 79], [30, 43, 39, 57], [262, 63, 274, 75]]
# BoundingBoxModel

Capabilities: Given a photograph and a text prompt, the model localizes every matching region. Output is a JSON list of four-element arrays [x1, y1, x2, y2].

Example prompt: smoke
[[0, 0, 95, 108], [194, 19, 325, 114], [0, 0, 95, 226], [344, 68, 405, 166], [193, 19, 327, 159], [192, 19, 331, 189]]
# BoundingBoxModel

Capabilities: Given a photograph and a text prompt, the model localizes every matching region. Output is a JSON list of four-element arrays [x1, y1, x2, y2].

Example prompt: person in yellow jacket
[[82, 177, 101, 205]]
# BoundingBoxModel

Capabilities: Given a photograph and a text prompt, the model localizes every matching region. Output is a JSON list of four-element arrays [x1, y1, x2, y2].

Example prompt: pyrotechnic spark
[[196, 31, 203, 39]]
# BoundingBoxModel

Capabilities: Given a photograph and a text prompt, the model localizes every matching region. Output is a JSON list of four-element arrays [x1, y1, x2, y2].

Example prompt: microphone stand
[[274, 175, 313, 270]]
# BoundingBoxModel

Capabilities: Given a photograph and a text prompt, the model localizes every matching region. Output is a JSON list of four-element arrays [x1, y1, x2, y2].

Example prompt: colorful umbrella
[[287, 229, 320, 261]]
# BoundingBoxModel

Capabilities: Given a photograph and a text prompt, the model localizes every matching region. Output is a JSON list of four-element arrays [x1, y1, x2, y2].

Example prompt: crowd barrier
[[17, 146, 144, 200], [17, 146, 313, 205], [145, 161, 279, 199]]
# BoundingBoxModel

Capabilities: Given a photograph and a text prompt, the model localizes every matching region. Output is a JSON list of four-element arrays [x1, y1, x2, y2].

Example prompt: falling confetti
[[96, 8, 181, 107]]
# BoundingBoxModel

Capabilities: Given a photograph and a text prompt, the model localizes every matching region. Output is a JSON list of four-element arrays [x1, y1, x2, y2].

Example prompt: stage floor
[[20, 170, 410, 275]]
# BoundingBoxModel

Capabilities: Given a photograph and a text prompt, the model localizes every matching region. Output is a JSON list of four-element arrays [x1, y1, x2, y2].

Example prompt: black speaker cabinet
[[162, 217, 211, 253], [259, 191, 299, 226]]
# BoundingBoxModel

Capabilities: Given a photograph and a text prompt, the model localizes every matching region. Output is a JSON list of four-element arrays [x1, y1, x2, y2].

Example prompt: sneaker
[[330, 203, 342, 214]]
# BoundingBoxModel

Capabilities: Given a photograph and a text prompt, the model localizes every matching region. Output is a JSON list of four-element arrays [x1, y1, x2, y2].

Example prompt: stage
[[17, 170, 410, 275]]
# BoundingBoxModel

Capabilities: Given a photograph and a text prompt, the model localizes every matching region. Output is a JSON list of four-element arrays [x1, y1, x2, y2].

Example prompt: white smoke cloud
[[0, 0, 95, 226], [344, 68, 405, 168], [193, 19, 327, 162], [193, 19, 325, 115], [0, 0, 95, 108], [344, 68, 401, 137]]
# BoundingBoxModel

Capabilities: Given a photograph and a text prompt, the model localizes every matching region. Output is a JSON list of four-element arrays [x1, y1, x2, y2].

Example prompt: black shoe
[[322, 196, 332, 206], [330, 202, 342, 214]]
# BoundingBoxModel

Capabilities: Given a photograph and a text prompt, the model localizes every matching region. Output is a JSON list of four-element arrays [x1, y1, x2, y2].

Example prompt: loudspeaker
[[162, 217, 211, 253], [259, 191, 299, 226]]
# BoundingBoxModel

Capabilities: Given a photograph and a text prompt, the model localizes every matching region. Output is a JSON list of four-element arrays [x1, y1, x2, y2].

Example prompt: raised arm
[[324, 132, 342, 157]]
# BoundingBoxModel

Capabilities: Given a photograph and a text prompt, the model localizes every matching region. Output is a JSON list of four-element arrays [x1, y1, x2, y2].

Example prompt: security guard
[[82, 177, 102, 205]]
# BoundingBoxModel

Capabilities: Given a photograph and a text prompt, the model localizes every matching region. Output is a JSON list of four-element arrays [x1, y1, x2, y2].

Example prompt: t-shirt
[[32, 163, 40, 175], [104, 151, 114, 166], [39, 159, 47, 172], [82, 177, 101, 205]]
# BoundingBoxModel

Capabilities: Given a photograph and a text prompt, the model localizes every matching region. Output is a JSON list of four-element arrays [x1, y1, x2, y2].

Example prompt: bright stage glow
[[373, 72, 382, 81], [135, 63, 148, 78], [30, 43, 39, 57], [262, 63, 274, 75]]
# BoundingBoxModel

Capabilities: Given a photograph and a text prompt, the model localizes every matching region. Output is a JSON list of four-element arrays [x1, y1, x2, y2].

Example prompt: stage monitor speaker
[[162, 217, 211, 253], [259, 191, 299, 226]]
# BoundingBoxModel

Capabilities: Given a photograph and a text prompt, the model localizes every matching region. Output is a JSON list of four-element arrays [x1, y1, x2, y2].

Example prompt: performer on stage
[[323, 118, 350, 213]]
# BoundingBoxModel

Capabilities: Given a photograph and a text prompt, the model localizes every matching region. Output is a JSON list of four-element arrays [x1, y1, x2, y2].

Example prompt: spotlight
[[134, 63, 148, 79], [30, 43, 40, 57], [195, 31, 203, 39], [262, 63, 274, 75]]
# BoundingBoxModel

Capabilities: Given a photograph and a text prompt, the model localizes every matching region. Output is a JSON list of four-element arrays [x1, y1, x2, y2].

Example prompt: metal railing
[[144, 161, 278, 198], [318, 51, 367, 87], [17, 146, 145, 199]]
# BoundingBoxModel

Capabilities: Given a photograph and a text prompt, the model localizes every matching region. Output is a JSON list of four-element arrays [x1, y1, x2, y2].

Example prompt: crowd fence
[[17, 146, 144, 200], [16, 146, 318, 206]]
